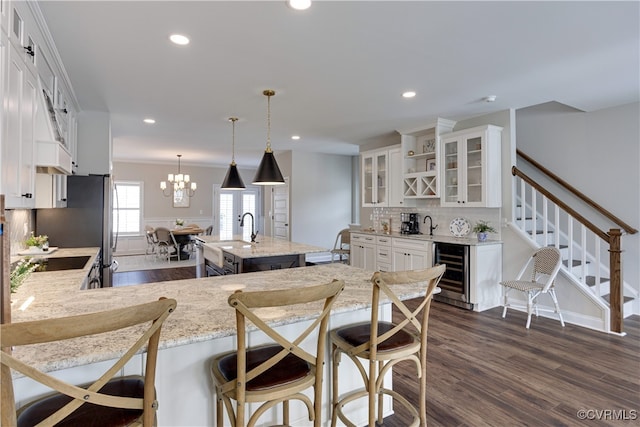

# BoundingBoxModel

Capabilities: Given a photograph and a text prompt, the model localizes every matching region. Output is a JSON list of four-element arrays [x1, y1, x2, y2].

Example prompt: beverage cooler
[[433, 242, 473, 310]]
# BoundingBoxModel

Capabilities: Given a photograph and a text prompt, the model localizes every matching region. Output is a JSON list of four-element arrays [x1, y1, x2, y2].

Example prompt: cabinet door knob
[[21, 193, 33, 198]]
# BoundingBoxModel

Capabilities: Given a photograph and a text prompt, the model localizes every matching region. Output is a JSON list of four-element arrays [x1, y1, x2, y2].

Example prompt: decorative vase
[[477, 232, 488, 242]]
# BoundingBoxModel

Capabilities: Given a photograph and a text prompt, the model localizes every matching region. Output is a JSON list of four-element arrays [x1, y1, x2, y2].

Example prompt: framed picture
[[427, 159, 437, 172], [173, 189, 190, 208]]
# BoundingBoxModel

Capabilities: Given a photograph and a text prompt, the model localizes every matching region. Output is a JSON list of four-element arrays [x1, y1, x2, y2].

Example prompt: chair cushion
[[217, 345, 311, 391], [17, 377, 145, 427], [501, 280, 544, 292], [336, 321, 414, 352]]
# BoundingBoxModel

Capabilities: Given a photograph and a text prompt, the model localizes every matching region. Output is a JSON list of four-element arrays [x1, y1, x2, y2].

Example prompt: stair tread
[[586, 275, 610, 286], [602, 294, 634, 304], [563, 259, 591, 267], [548, 244, 568, 249]]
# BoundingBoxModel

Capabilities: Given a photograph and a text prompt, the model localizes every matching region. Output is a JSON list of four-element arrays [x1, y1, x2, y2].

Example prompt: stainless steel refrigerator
[[36, 174, 116, 287]]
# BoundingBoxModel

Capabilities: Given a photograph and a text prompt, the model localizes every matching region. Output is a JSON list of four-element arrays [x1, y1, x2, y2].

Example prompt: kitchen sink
[[32, 256, 92, 272]]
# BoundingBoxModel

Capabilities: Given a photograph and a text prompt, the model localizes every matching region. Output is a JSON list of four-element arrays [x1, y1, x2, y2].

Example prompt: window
[[113, 181, 142, 235]]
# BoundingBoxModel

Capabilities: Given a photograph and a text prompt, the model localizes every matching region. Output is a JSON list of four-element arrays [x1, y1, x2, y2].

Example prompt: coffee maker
[[400, 213, 420, 234]]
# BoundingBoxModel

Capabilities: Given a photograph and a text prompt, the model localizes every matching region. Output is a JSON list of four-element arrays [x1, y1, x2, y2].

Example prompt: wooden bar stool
[[1, 297, 176, 427], [210, 280, 344, 427], [330, 265, 445, 427]]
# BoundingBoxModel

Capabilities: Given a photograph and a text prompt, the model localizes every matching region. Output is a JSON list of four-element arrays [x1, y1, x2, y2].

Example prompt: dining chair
[[1, 297, 177, 427], [330, 265, 445, 427], [154, 227, 179, 263], [144, 225, 159, 257], [501, 246, 564, 329], [330, 229, 351, 263], [210, 279, 344, 427]]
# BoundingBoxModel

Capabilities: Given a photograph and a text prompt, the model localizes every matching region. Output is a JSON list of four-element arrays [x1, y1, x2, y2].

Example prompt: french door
[[217, 186, 261, 241]]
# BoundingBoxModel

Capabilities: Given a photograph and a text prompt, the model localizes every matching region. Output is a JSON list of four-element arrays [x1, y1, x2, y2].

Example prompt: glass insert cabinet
[[440, 125, 503, 208]]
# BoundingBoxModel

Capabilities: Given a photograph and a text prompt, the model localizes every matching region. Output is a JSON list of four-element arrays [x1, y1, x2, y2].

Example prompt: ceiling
[[38, 1, 639, 169]]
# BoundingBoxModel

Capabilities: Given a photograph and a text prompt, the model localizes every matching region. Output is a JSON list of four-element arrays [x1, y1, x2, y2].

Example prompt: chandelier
[[160, 154, 196, 197]]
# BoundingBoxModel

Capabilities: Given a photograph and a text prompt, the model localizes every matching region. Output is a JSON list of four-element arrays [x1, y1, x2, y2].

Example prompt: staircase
[[512, 158, 639, 333]]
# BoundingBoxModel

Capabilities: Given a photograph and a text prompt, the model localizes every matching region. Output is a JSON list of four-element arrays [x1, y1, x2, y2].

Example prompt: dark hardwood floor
[[114, 268, 640, 426]]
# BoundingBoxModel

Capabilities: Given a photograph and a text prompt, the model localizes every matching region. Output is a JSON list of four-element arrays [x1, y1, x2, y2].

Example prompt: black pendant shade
[[221, 117, 246, 190], [221, 162, 245, 189], [253, 150, 284, 185], [253, 89, 285, 185]]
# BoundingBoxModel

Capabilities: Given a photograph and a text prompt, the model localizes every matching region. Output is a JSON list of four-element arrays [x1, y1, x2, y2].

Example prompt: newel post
[[608, 229, 623, 333]]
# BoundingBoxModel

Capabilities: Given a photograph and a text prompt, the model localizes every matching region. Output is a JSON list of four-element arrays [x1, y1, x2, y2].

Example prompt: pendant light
[[253, 89, 285, 185], [221, 117, 246, 189]]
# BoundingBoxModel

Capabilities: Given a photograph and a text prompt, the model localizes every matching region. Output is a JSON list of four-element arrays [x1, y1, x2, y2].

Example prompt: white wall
[[516, 102, 639, 292], [289, 151, 353, 250]]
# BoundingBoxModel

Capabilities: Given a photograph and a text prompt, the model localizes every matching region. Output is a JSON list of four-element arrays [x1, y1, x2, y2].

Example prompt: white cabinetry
[[361, 145, 406, 207], [1, 0, 9, 35], [350, 233, 376, 271], [375, 235, 392, 272], [399, 118, 455, 199], [392, 238, 432, 271], [2, 41, 36, 208], [440, 124, 503, 208], [469, 243, 503, 311]]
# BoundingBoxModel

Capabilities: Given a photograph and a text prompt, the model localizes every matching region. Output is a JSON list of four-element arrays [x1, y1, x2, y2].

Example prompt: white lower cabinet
[[375, 235, 392, 272], [352, 233, 433, 273], [350, 233, 376, 271], [392, 237, 432, 271]]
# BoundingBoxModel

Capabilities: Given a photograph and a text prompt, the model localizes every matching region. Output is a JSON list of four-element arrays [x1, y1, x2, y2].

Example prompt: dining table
[[170, 226, 204, 260]]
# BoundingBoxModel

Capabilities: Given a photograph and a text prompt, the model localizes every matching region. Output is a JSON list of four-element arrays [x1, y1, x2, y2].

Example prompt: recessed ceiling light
[[169, 34, 190, 45], [484, 95, 497, 102], [402, 91, 416, 98], [143, 118, 156, 124], [291, 135, 301, 140], [288, 0, 312, 11]]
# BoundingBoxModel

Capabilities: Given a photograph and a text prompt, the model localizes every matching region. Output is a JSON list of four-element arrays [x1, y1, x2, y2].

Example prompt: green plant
[[10, 258, 37, 293], [175, 218, 184, 226], [472, 220, 496, 234], [25, 232, 48, 247]]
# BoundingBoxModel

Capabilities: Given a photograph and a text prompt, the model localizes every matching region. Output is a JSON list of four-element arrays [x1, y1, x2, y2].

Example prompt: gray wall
[[268, 150, 354, 251], [516, 101, 639, 291], [113, 160, 257, 222]]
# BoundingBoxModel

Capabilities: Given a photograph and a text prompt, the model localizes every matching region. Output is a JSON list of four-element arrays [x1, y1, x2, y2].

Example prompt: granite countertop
[[196, 234, 327, 258], [9, 263, 431, 375], [350, 229, 502, 246]]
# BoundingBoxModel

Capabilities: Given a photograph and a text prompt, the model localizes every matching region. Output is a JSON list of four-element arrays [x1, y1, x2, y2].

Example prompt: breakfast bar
[[9, 259, 431, 426]]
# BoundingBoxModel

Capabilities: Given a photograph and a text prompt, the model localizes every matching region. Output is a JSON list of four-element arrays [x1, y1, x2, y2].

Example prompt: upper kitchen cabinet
[[361, 145, 406, 208], [440, 124, 503, 208], [2, 40, 37, 208], [399, 118, 456, 199], [1, 0, 9, 36]]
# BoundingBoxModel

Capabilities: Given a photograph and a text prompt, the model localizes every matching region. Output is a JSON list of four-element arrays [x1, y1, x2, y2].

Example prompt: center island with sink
[[194, 235, 328, 276]]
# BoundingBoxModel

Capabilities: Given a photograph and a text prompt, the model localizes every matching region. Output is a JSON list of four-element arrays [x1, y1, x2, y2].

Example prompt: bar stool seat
[[330, 265, 445, 427]]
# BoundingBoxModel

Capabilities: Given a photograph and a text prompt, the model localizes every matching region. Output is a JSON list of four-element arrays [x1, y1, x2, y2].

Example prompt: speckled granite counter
[[10, 263, 425, 425], [351, 229, 501, 246], [10, 263, 422, 373], [196, 234, 327, 258]]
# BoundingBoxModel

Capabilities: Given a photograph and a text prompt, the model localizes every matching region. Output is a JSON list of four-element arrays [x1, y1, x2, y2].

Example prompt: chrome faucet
[[239, 212, 258, 242], [423, 215, 438, 236]]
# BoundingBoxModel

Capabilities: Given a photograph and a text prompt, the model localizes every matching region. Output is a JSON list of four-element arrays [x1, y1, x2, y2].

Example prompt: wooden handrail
[[512, 166, 624, 333], [517, 149, 637, 235], [512, 166, 609, 241]]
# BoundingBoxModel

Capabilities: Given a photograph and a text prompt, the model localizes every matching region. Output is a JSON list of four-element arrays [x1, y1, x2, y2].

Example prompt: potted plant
[[10, 258, 38, 293], [175, 218, 185, 227], [472, 220, 496, 242], [25, 232, 48, 250]]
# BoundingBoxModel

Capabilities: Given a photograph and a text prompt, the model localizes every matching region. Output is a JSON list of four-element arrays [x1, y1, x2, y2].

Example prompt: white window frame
[[113, 180, 144, 236]]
